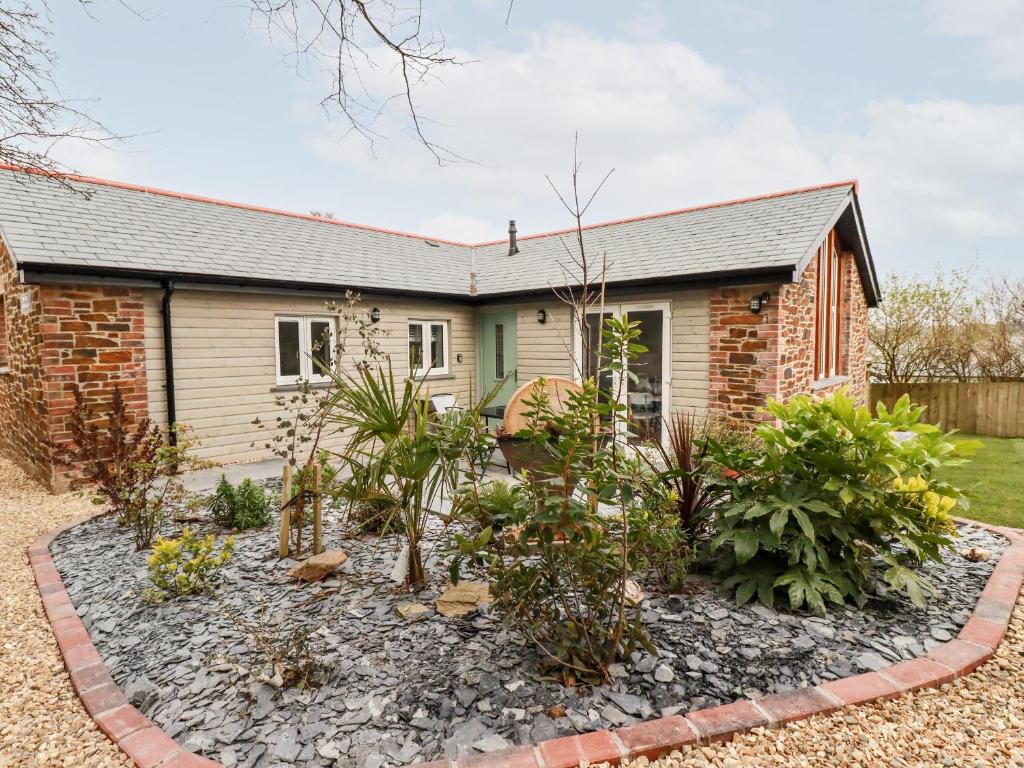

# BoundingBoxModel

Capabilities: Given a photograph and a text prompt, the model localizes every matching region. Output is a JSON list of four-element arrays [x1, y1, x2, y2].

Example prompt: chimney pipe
[[508, 220, 519, 256]]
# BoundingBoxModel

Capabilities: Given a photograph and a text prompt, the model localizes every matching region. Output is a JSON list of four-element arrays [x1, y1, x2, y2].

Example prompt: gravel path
[[630, 595, 1024, 768], [0, 457, 131, 768]]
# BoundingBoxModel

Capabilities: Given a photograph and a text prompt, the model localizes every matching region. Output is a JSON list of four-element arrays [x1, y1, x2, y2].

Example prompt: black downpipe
[[161, 280, 177, 445]]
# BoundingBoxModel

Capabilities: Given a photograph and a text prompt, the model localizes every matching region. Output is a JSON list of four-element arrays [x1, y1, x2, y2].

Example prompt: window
[[494, 323, 504, 379], [275, 316, 336, 385], [814, 231, 843, 380], [408, 319, 449, 376]]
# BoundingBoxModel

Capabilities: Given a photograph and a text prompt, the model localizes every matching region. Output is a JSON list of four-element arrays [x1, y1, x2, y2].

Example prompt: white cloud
[[31, 137, 142, 181], [302, 25, 1024, 274], [828, 99, 1024, 241], [925, 0, 1024, 78], [418, 212, 497, 243]]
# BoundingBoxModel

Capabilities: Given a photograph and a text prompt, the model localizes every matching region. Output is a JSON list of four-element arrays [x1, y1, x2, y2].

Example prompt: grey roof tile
[[0, 169, 853, 297]]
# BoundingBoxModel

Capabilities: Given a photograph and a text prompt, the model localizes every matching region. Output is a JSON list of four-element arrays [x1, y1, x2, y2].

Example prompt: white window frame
[[408, 319, 451, 377], [570, 301, 672, 446], [274, 315, 337, 386]]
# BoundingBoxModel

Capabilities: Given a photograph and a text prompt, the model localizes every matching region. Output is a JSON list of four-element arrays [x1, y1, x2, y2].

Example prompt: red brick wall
[[0, 243, 52, 484], [707, 282, 781, 421], [708, 229, 871, 421], [0, 244, 149, 490], [0, 292, 8, 367]]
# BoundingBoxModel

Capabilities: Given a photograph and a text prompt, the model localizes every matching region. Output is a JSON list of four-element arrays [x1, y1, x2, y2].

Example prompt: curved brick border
[[29, 518, 1024, 768]]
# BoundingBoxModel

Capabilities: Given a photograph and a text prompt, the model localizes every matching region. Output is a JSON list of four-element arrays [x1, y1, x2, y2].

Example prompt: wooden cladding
[[815, 230, 842, 380]]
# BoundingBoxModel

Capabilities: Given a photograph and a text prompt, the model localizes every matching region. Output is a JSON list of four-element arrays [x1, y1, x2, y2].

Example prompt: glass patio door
[[579, 303, 670, 445]]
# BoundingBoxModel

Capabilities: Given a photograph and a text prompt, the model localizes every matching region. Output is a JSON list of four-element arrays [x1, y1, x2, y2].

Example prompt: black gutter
[[160, 280, 177, 445], [19, 262, 800, 305], [17, 262, 473, 303]]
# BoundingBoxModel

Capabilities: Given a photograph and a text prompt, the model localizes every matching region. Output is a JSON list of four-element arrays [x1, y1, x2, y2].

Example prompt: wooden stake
[[312, 463, 323, 555], [279, 463, 292, 558]]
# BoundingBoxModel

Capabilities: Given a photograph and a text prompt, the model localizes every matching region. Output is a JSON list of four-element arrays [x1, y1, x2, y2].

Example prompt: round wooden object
[[501, 376, 583, 435]]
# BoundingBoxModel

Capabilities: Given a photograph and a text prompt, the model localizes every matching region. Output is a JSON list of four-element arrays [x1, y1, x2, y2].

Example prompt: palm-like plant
[[638, 409, 725, 536], [326, 361, 501, 589]]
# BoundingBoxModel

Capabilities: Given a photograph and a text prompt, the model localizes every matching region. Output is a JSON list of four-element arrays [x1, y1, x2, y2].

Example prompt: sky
[[42, 0, 1024, 279]]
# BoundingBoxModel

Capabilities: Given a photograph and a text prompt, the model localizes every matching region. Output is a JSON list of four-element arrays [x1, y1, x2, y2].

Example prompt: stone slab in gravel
[[50, 488, 1006, 768]]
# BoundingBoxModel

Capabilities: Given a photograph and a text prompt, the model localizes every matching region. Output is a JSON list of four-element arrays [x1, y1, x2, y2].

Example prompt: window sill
[[411, 373, 457, 381], [810, 374, 849, 391], [270, 381, 334, 393]]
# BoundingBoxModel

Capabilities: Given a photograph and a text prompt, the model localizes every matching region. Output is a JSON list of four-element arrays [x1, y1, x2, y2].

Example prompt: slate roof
[[473, 184, 855, 295], [0, 166, 875, 303]]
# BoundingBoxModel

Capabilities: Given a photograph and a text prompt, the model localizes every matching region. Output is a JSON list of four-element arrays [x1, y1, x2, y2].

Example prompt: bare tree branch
[[247, 0, 467, 165], [0, 1, 123, 190], [545, 133, 615, 381]]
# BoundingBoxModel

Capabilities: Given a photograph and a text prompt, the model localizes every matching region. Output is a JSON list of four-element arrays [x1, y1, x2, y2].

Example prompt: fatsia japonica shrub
[[709, 389, 977, 615]]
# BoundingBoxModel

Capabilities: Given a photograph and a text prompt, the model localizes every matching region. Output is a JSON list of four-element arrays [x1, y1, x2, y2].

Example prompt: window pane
[[309, 320, 332, 375], [494, 323, 504, 378], [628, 310, 664, 445], [430, 323, 446, 369], [278, 321, 301, 377], [409, 324, 424, 371], [584, 312, 614, 394]]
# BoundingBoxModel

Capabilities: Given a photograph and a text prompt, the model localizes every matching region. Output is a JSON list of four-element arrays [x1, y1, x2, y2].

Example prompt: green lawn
[[938, 435, 1024, 529]]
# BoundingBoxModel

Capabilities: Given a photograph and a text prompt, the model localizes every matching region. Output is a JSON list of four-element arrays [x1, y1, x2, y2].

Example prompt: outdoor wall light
[[456, 353, 464, 363], [749, 292, 770, 314], [536, 308, 547, 324], [369, 307, 381, 323]]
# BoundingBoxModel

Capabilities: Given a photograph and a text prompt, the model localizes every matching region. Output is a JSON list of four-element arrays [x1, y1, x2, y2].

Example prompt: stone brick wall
[[0, 244, 149, 490], [707, 281, 781, 421], [708, 229, 872, 421], [839, 254, 869, 403], [1, 243, 51, 484]]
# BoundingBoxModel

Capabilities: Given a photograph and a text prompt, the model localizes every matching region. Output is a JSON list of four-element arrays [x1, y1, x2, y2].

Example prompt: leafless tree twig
[[247, 0, 467, 164], [0, 1, 124, 191]]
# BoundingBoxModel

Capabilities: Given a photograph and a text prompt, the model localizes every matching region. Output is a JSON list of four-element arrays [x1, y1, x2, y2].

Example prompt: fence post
[[279, 464, 292, 558], [312, 463, 323, 555]]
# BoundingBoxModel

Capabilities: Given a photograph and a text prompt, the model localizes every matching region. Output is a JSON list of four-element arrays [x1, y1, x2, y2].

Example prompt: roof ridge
[[471, 179, 859, 247], [0, 163, 857, 249]]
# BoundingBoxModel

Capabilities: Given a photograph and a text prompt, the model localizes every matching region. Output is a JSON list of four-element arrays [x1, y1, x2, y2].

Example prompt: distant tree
[[870, 268, 1024, 383], [868, 272, 960, 383], [974, 276, 1024, 381]]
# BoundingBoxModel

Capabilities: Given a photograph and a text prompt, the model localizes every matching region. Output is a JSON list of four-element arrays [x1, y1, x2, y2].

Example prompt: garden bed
[[52, 500, 1005, 768]]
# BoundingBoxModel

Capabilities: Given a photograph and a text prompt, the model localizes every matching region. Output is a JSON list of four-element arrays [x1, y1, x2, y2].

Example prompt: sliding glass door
[[579, 302, 671, 445]]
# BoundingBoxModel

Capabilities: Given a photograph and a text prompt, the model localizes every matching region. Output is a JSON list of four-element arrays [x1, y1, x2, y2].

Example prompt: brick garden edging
[[30, 519, 1024, 768]]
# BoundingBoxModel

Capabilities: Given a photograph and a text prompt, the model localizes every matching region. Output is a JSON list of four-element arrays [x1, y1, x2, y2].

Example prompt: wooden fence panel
[[869, 381, 1024, 438]]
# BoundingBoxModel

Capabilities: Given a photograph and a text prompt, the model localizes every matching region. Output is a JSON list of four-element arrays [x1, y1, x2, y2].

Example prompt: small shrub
[[291, 451, 338, 497], [221, 604, 329, 689], [348, 493, 404, 534], [635, 409, 728, 538], [454, 479, 525, 534], [626, 492, 697, 593], [452, 317, 663, 684], [54, 386, 209, 549], [146, 527, 235, 600], [209, 476, 273, 530], [709, 389, 977, 615]]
